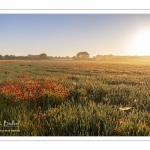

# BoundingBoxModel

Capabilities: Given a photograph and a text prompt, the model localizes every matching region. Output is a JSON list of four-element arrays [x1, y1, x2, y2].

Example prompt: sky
[[0, 14, 150, 57]]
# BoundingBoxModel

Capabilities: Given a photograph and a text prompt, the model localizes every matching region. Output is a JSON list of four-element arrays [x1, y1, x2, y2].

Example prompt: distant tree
[[5, 55, 9, 59], [9, 55, 15, 59], [0, 55, 2, 59], [76, 52, 89, 59], [39, 53, 47, 59]]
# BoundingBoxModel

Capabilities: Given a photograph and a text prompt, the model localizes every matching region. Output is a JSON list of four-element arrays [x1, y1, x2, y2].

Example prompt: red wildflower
[[118, 129, 121, 133], [21, 117, 25, 121], [22, 125, 26, 128], [38, 106, 41, 110], [41, 115, 46, 119], [50, 113, 53, 117], [120, 120, 123, 125], [33, 114, 38, 119], [38, 126, 42, 129], [29, 122, 33, 126]]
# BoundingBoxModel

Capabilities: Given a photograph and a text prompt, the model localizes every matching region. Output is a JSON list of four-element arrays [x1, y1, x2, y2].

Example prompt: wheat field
[[0, 59, 150, 136]]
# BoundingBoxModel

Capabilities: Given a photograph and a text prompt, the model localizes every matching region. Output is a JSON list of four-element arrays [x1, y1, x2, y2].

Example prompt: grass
[[0, 59, 150, 136]]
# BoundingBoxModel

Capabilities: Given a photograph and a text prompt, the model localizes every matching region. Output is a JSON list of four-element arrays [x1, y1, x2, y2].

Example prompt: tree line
[[0, 53, 48, 60]]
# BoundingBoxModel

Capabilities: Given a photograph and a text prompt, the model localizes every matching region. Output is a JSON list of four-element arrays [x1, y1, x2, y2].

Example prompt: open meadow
[[1, 59, 150, 136]]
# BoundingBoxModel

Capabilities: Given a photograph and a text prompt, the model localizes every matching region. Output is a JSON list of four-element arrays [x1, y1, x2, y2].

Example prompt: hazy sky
[[0, 14, 150, 57]]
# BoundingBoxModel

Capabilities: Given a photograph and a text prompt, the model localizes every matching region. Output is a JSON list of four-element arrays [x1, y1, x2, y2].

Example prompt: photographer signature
[[0, 120, 19, 127]]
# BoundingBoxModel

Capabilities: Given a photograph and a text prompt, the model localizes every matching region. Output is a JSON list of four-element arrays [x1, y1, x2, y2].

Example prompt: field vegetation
[[0, 59, 150, 136]]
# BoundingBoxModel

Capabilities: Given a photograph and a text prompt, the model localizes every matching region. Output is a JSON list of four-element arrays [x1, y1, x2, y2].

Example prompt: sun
[[131, 29, 150, 56]]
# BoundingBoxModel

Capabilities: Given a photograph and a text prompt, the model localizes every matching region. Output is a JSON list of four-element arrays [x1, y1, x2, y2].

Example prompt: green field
[[1, 59, 150, 136]]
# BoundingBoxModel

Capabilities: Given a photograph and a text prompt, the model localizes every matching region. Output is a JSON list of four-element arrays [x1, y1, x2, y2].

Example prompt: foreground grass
[[0, 60, 150, 136]]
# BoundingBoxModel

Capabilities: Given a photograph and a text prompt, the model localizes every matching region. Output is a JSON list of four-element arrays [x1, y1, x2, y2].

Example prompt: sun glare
[[131, 29, 150, 56]]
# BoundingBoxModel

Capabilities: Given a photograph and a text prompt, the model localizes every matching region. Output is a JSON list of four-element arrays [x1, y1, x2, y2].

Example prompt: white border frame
[[0, 9, 150, 14], [0, 9, 150, 140]]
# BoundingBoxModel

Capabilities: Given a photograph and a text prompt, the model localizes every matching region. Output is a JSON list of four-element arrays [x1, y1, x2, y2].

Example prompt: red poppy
[[22, 125, 26, 128], [50, 113, 53, 117], [118, 129, 121, 133], [120, 121, 123, 125], [38, 126, 42, 129], [21, 117, 25, 121], [38, 106, 41, 110], [41, 115, 46, 119]]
